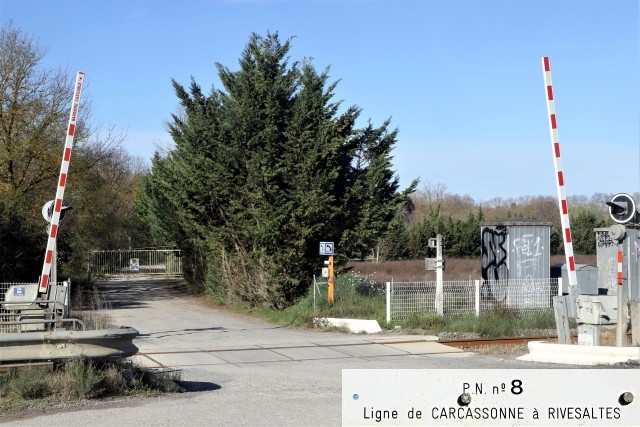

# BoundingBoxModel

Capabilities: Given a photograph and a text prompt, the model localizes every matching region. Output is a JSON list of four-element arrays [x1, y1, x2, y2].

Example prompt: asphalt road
[[3, 276, 564, 426]]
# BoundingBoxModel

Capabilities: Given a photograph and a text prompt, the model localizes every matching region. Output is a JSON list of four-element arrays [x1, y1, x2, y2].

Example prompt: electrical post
[[607, 199, 635, 347], [435, 234, 444, 315], [616, 244, 625, 347], [609, 221, 628, 347], [426, 235, 445, 315]]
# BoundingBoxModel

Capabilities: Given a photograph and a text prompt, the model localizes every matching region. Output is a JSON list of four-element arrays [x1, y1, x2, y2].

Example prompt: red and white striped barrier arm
[[38, 71, 85, 294], [542, 57, 577, 289]]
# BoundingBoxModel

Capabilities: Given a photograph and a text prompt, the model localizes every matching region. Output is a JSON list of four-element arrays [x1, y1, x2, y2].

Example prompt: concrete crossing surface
[[133, 337, 467, 369], [97, 277, 471, 370], [4, 277, 557, 427]]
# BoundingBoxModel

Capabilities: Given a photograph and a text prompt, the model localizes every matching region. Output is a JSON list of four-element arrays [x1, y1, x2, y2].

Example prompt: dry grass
[[70, 284, 114, 330], [0, 360, 181, 414], [462, 343, 530, 358], [346, 254, 597, 283]]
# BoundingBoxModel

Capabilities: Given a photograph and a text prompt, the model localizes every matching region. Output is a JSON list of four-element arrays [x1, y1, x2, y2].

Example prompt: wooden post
[[328, 255, 334, 304], [553, 295, 571, 344]]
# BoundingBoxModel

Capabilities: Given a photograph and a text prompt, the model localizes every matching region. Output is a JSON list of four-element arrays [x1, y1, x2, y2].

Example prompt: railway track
[[0, 336, 561, 368], [2, 334, 633, 369], [439, 335, 560, 348], [131, 335, 558, 361], [0, 361, 53, 372], [441, 332, 638, 348]]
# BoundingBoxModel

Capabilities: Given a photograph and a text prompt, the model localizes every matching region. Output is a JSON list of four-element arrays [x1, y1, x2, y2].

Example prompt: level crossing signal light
[[42, 200, 72, 224], [606, 193, 638, 225]]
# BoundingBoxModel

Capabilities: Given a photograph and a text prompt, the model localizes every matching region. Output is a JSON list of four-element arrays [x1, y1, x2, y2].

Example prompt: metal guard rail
[[0, 327, 139, 363], [0, 318, 87, 331]]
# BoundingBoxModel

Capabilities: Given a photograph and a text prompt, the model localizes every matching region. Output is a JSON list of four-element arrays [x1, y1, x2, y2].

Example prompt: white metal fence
[[386, 278, 561, 322], [90, 249, 182, 277]]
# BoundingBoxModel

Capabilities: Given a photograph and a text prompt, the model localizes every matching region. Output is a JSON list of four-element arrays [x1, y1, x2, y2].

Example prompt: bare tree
[[0, 22, 75, 207], [0, 22, 147, 279]]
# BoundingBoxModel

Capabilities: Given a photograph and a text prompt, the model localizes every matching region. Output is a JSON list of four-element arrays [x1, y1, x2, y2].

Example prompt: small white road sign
[[319, 241, 334, 256]]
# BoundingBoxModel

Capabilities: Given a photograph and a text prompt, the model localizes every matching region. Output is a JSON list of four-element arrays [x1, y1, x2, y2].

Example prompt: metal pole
[[51, 238, 57, 291], [557, 277, 563, 297], [386, 282, 391, 323], [474, 280, 480, 317], [617, 245, 626, 347], [435, 234, 444, 315]]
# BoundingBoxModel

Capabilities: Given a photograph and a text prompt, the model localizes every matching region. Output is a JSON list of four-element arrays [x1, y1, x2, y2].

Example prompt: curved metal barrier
[[0, 327, 139, 363]]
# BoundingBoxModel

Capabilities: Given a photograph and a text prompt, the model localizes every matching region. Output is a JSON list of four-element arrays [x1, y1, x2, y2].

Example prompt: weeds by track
[[439, 335, 559, 348]]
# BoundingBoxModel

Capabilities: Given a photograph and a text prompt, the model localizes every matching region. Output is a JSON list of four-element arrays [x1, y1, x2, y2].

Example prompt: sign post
[[320, 242, 335, 304], [435, 234, 444, 315]]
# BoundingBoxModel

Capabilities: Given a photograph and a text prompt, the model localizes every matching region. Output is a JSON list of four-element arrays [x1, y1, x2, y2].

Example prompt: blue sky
[[1, 0, 638, 202]]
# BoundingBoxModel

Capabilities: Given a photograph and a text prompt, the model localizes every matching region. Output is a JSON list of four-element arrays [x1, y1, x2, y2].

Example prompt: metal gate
[[90, 249, 182, 278]]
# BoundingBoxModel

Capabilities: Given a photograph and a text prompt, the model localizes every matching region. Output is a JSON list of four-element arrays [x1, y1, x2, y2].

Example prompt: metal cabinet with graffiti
[[480, 219, 551, 307]]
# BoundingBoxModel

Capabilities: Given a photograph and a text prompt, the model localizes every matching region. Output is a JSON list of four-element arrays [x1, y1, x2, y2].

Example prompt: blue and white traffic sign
[[319, 241, 335, 256]]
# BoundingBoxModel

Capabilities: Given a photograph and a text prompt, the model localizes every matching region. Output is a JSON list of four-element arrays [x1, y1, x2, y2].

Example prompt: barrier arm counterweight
[[38, 71, 85, 296]]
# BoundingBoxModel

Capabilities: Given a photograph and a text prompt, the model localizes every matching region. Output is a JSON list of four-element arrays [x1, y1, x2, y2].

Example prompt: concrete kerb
[[517, 341, 640, 365], [314, 317, 382, 334]]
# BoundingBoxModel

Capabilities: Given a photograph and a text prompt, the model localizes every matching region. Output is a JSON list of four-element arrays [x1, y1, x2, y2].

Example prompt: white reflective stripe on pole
[[542, 57, 577, 289], [39, 71, 85, 294]]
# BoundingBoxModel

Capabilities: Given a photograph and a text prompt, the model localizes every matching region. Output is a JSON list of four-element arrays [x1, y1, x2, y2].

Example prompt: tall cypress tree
[[339, 120, 417, 259], [138, 32, 416, 306]]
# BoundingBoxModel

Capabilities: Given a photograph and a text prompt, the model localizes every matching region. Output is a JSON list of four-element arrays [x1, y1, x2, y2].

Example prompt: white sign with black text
[[343, 369, 640, 426]]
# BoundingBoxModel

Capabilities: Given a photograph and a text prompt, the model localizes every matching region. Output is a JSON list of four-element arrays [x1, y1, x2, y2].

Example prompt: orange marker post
[[328, 255, 335, 304]]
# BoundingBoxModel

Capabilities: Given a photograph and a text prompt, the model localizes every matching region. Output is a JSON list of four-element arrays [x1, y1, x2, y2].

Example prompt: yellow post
[[328, 255, 335, 304]]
